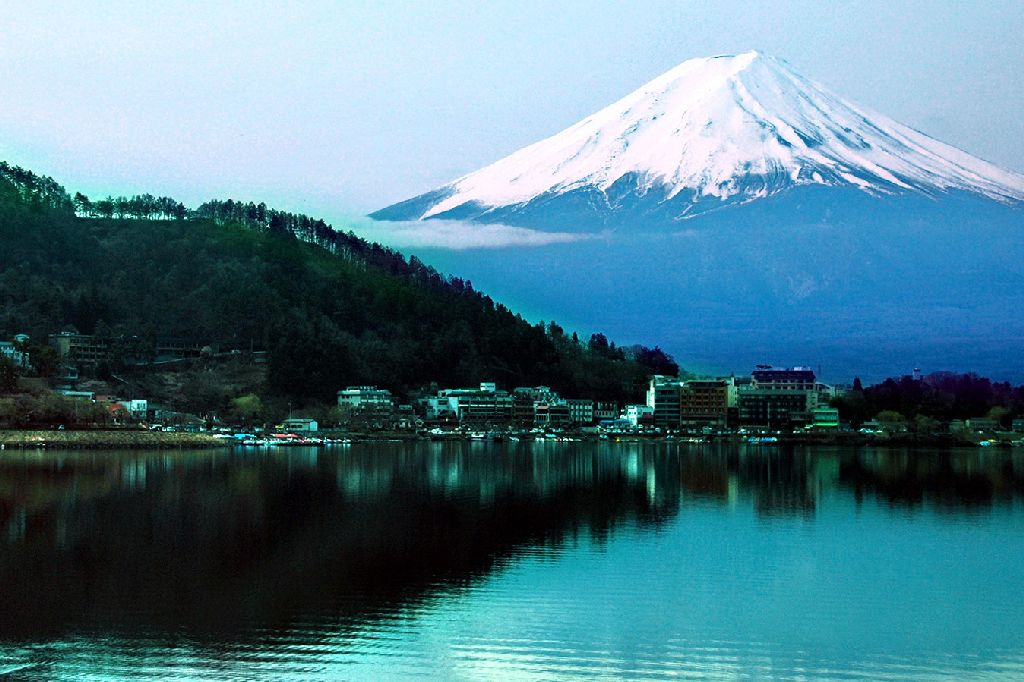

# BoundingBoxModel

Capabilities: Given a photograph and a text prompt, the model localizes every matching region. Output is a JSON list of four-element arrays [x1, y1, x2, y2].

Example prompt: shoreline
[[0, 429, 224, 450], [0, 429, 1012, 451]]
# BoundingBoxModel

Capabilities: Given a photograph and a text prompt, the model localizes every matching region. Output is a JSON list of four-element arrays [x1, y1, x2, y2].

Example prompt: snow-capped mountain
[[373, 51, 1024, 229], [372, 51, 1024, 380]]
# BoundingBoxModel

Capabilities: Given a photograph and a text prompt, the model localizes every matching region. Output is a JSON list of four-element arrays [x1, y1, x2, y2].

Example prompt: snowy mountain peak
[[375, 51, 1024, 226]]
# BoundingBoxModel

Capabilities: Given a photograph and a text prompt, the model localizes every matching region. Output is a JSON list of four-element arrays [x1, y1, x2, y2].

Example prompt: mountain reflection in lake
[[1, 443, 1022, 680]]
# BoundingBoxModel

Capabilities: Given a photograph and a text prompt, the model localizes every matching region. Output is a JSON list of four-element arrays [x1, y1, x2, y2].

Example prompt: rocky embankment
[[0, 430, 224, 449]]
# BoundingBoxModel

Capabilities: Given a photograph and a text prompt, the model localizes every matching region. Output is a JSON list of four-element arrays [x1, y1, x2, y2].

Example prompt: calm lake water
[[0, 442, 1022, 680]]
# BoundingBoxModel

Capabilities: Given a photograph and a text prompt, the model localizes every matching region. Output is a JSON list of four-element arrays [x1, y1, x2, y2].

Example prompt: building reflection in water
[[0, 443, 1020, 642]]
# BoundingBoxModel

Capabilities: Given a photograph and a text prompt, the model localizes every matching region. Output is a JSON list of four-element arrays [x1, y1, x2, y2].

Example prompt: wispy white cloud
[[337, 216, 600, 250]]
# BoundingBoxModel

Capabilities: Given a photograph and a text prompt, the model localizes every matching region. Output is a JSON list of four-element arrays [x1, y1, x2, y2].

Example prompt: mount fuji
[[373, 51, 1024, 229], [372, 52, 1024, 381]]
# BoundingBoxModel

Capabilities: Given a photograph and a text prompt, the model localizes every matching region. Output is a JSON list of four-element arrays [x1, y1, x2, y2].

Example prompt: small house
[[280, 418, 318, 433]]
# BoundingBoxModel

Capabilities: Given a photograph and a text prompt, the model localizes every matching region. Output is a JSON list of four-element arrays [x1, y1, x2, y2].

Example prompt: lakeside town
[[2, 331, 1023, 449]]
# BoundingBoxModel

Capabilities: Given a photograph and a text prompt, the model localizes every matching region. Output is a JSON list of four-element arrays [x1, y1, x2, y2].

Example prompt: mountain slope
[[0, 161, 673, 409], [373, 51, 1024, 229], [411, 186, 1024, 381]]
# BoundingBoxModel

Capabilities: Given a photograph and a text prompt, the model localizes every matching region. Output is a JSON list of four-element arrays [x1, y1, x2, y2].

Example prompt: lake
[[0, 442, 1022, 680]]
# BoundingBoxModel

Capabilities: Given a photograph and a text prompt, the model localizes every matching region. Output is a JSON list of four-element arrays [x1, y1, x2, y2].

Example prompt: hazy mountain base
[[406, 187, 1024, 382]]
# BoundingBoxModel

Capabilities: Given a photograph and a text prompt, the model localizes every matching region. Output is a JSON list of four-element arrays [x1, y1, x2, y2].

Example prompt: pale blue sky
[[1, 1, 1021, 220]]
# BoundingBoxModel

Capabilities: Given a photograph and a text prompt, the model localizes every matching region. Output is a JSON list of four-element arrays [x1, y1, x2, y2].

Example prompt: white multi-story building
[[124, 399, 148, 418], [0, 341, 29, 369], [433, 382, 513, 426], [624, 404, 654, 427], [337, 386, 394, 410]]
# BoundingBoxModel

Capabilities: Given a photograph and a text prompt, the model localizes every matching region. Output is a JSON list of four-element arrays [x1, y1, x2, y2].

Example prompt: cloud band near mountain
[[353, 218, 598, 250]]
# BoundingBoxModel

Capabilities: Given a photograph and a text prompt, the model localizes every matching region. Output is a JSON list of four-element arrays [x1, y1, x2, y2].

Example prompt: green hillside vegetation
[[0, 161, 678, 414]]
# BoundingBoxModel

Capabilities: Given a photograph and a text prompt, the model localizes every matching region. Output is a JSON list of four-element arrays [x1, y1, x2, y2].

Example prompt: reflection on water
[[0, 443, 1022, 680]]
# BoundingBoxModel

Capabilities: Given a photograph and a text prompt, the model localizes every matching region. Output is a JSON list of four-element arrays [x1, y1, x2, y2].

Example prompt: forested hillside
[[0, 161, 677, 406]]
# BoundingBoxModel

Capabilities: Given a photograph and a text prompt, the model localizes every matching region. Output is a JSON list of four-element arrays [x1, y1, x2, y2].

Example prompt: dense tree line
[[832, 372, 1024, 428], [73, 192, 187, 220], [0, 161, 74, 213], [0, 163, 675, 407]]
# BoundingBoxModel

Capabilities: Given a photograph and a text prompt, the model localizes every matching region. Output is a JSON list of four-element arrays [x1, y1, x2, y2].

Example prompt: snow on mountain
[[374, 51, 1024, 225]]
